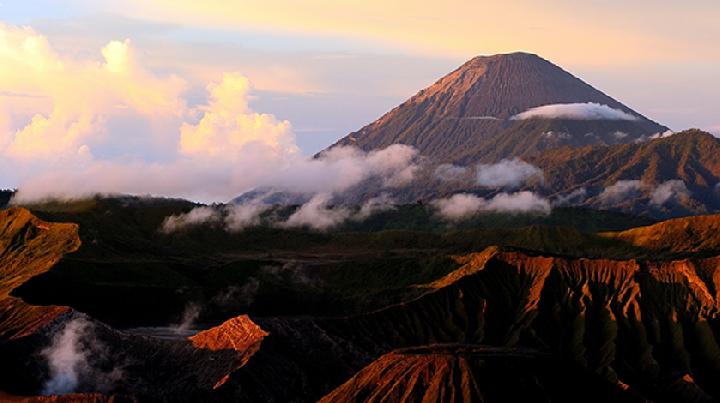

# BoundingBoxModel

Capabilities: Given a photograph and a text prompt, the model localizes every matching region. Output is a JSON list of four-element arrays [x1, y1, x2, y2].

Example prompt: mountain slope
[[0, 208, 80, 340], [531, 130, 720, 214], [328, 52, 667, 163], [602, 213, 720, 255]]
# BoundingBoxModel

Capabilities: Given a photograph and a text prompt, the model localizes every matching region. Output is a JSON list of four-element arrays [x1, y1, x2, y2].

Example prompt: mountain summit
[[329, 52, 667, 163]]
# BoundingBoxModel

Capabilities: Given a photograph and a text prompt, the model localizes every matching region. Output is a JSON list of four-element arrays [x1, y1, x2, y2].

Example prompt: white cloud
[[434, 163, 468, 181], [511, 102, 638, 121], [354, 193, 397, 220], [650, 180, 690, 206], [0, 24, 419, 203], [597, 180, 642, 204], [476, 158, 543, 188], [179, 73, 296, 158], [432, 191, 551, 221], [597, 179, 691, 207], [160, 206, 221, 233], [225, 200, 271, 231], [0, 25, 185, 162], [280, 193, 350, 230], [649, 130, 675, 139], [552, 187, 588, 206], [431, 193, 484, 220]]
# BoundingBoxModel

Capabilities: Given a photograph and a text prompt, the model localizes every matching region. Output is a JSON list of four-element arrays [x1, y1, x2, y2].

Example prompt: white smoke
[[280, 193, 351, 230], [511, 102, 638, 121], [476, 158, 543, 188], [160, 206, 221, 233], [170, 303, 201, 335], [650, 180, 690, 206], [212, 278, 260, 307], [41, 317, 123, 396], [431, 191, 551, 221]]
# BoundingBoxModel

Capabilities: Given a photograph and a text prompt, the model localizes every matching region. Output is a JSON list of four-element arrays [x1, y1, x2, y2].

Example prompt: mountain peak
[[330, 53, 667, 164]]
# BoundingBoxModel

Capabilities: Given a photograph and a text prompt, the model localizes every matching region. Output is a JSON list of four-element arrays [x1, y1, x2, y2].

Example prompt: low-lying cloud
[[280, 193, 351, 230], [161, 192, 399, 233], [354, 193, 397, 220], [552, 188, 588, 206], [598, 179, 691, 207], [650, 180, 690, 206], [434, 163, 469, 181], [511, 102, 638, 121], [161, 206, 221, 233], [431, 191, 551, 220], [597, 180, 642, 204], [476, 158, 543, 188]]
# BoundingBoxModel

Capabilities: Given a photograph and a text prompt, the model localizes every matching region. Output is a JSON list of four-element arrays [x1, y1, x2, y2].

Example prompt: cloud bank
[[511, 102, 638, 121], [476, 159, 543, 188], [0, 24, 419, 203]]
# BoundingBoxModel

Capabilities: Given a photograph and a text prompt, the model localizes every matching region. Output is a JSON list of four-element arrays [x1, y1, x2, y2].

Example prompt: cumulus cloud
[[431, 191, 551, 221], [41, 317, 123, 395], [597, 180, 642, 204], [0, 26, 184, 162], [650, 180, 690, 206], [179, 73, 295, 158], [476, 158, 543, 188], [280, 193, 350, 230], [511, 102, 638, 121], [2, 23, 420, 203]]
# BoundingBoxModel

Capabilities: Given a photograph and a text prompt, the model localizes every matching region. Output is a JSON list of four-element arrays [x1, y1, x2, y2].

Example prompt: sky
[[0, 0, 718, 200]]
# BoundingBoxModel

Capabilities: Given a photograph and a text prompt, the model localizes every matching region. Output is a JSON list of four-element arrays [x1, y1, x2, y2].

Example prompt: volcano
[[329, 52, 667, 164]]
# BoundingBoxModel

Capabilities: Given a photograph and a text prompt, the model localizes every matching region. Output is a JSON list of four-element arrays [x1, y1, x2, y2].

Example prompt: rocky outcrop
[[0, 208, 80, 340]]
